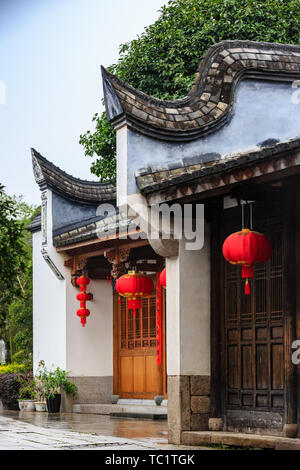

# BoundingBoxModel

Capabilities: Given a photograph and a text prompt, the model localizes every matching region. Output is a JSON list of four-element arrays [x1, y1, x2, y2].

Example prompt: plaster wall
[[32, 189, 113, 383], [32, 191, 67, 372], [66, 279, 113, 377], [166, 223, 211, 377]]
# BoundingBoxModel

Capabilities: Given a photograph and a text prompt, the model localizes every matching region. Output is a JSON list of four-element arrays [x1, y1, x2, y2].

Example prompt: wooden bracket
[[104, 248, 130, 279], [64, 256, 88, 287]]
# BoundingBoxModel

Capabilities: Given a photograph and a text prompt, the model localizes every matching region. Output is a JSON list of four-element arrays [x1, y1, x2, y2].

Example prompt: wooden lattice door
[[222, 205, 291, 432], [116, 293, 165, 399]]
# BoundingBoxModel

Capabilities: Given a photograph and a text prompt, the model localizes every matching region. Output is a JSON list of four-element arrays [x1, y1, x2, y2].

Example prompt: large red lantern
[[223, 228, 272, 295], [116, 271, 154, 315], [76, 276, 91, 326], [159, 268, 166, 289]]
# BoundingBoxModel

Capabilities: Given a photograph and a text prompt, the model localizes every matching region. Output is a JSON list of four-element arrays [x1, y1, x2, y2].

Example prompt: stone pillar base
[[168, 375, 211, 445], [209, 418, 223, 431], [283, 424, 298, 438]]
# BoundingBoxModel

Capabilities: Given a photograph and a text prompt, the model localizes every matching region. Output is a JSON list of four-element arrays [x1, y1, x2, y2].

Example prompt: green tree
[[80, 0, 300, 181], [0, 185, 39, 365]]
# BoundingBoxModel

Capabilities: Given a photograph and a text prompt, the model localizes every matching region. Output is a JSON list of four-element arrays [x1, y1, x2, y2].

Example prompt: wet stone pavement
[[0, 410, 209, 450]]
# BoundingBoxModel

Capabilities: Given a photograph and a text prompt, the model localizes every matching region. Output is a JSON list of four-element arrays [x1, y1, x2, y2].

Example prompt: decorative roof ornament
[[32, 150, 45, 186]]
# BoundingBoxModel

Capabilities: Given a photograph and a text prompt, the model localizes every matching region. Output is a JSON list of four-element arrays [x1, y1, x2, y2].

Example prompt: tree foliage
[[0, 185, 39, 366], [0, 185, 26, 298], [80, 0, 300, 180]]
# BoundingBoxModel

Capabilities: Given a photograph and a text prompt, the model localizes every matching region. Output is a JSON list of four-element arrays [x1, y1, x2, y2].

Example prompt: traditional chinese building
[[30, 40, 300, 445]]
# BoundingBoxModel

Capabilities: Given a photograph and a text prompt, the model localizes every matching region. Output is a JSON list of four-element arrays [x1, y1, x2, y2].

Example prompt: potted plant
[[17, 376, 36, 411], [36, 361, 77, 413], [34, 378, 47, 412]]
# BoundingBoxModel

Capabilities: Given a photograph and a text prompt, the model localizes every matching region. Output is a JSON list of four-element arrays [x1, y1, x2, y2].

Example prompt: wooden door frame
[[113, 291, 167, 398], [210, 199, 298, 429], [113, 293, 119, 395]]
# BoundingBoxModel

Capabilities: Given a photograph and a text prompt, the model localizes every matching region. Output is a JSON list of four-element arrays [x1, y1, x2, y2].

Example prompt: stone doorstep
[[72, 403, 167, 420], [181, 431, 300, 450]]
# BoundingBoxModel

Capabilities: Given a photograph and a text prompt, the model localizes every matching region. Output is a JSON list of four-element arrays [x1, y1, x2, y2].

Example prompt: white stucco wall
[[32, 229, 67, 372], [32, 189, 113, 378], [66, 279, 113, 377], [166, 224, 211, 377]]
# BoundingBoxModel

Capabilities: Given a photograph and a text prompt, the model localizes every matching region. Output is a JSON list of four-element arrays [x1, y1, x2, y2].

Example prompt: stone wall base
[[62, 376, 113, 409], [167, 375, 211, 445]]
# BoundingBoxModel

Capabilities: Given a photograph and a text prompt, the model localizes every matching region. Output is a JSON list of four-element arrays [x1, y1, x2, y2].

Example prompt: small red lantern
[[76, 292, 91, 302], [116, 271, 154, 315], [223, 228, 272, 295], [76, 276, 90, 292], [77, 307, 90, 327], [75, 276, 91, 326], [159, 268, 166, 289]]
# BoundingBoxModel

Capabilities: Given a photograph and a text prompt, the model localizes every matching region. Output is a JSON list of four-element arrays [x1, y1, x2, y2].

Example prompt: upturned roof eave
[[102, 40, 300, 143]]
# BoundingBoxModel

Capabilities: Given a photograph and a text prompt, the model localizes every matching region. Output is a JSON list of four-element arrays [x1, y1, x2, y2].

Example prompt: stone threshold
[[181, 431, 300, 450], [73, 403, 167, 420]]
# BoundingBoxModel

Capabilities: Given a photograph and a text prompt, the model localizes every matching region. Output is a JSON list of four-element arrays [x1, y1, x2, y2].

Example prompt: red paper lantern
[[223, 228, 272, 295], [75, 276, 91, 326], [76, 276, 90, 292], [159, 268, 166, 289], [76, 292, 91, 302], [77, 307, 90, 327], [116, 271, 154, 315]]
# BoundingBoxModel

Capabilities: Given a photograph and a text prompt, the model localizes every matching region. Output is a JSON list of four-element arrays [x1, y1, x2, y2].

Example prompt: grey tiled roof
[[31, 148, 116, 204], [27, 214, 41, 233], [53, 211, 137, 247], [136, 137, 300, 194], [102, 40, 300, 142]]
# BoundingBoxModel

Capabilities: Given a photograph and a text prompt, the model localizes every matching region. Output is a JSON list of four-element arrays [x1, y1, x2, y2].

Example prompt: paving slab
[[72, 403, 167, 419], [0, 411, 209, 450]]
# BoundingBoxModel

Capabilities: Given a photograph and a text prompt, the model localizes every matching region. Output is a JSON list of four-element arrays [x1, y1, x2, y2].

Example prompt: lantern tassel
[[245, 278, 250, 295]]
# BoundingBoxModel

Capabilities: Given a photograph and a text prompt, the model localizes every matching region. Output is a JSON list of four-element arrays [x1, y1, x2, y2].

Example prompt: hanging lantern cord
[[250, 202, 253, 230]]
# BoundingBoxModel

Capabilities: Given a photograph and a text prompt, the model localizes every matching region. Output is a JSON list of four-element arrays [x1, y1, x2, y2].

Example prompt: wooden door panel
[[242, 345, 253, 389], [145, 355, 159, 392], [271, 344, 284, 390], [120, 356, 133, 393], [133, 356, 145, 393]]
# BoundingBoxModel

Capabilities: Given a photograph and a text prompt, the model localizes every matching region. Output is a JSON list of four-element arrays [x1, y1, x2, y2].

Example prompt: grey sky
[[0, 0, 168, 205]]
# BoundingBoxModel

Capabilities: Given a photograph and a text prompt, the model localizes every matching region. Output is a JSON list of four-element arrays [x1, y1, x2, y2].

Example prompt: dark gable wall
[[52, 192, 98, 236]]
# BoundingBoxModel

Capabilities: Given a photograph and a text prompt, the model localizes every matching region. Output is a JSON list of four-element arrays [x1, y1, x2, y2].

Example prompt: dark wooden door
[[221, 204, 293, 433]]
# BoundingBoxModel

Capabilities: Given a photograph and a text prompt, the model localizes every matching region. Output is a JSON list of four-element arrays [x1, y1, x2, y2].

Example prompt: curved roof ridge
[[31, 148, 116, 204], [102, 39, 300, 142]]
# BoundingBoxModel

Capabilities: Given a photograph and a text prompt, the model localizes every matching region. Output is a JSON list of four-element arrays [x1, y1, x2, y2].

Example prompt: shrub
[[0, 363, 29, 374], [36, 362, 77, 399], [17, 376, 36, 400], [0, 373, 32, 409]]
